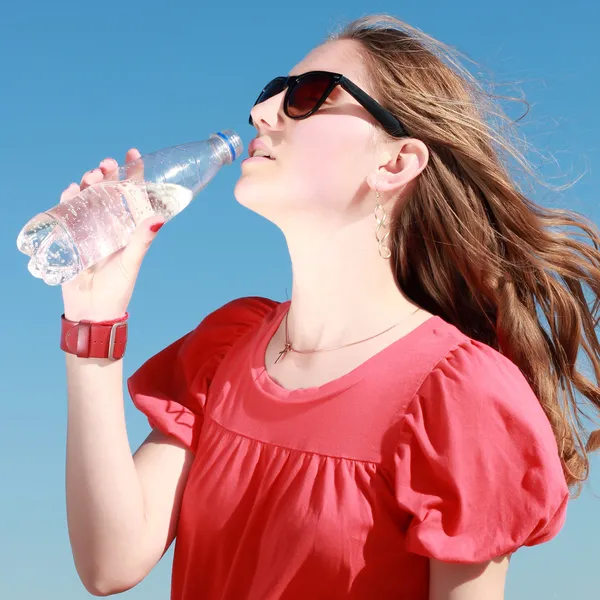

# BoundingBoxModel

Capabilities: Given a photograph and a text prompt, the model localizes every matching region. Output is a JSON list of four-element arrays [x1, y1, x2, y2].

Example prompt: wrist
[[63, 310, 128, 323], [61, 313, 129, 361]]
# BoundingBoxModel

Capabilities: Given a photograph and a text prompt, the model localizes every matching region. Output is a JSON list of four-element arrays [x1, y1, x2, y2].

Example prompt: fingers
[[99, 157, 119, 181], [80, 168, 104, 191], [60, 182, 81, 203], [98, 149, 141, 183], [125, 148, 141, 162], [118, 216, 165, 281], [61, 145, 141, 210], [125, 148, 144, 181]]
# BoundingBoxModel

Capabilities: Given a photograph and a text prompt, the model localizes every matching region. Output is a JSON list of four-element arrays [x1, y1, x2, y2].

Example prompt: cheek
[[287, 117, 373, 189], [233, 116, 376, 219]]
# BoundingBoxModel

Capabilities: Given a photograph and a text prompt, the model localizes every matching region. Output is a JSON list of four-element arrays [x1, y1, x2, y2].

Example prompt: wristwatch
[[60, 313, 129, 360]]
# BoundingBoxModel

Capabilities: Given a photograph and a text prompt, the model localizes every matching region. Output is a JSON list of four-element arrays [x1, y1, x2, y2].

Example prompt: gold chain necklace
[[275, 306, 422, 364]]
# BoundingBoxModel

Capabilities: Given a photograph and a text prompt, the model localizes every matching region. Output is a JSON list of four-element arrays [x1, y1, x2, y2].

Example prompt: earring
[[374, 190, 392, 259]]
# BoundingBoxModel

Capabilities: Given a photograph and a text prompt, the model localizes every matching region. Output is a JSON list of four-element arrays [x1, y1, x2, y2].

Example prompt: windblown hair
[[334, 15, 600, 495]]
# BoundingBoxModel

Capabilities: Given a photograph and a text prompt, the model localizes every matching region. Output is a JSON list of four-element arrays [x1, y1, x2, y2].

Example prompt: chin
[[234, 178, 312, 231], [234, 175, 279, 217]]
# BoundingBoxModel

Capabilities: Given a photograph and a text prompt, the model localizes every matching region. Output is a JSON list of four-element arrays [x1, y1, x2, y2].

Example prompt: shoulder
[[393, 323, 569, 562], [127, 297, 281, 448], [181, 296, 281, 354], [129, 296, 280, 387], [401, 320, 566, 492], [417, 327, 549, 432], [419, 316, 526, 386], [193, 296, 280, 330]]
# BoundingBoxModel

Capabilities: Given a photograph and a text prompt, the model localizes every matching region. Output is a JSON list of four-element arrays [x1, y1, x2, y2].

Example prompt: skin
[[63, 39, 509, 598], [238, 38, 510, 599]]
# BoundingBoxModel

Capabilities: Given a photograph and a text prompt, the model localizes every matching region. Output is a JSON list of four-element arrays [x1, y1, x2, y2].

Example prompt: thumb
[[119, 217, 165, 278]]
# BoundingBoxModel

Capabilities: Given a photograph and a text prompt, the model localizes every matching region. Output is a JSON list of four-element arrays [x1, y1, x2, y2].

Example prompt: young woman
[[60, 15, 600, 600]]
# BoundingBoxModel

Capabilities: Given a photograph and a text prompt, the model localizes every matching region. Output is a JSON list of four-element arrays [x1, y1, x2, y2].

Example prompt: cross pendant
[[275, 342, 292, 364]]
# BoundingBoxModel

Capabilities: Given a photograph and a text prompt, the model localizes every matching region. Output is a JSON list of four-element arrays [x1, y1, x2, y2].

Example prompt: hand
[[61, 149, 164, 322]]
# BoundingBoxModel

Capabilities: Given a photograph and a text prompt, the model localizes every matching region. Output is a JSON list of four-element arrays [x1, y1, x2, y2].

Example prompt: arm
[[429, 556, 510, 600], [66, 355, 194, 596]]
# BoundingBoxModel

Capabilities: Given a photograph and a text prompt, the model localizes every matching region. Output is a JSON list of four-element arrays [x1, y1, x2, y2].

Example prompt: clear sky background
[[1, 1, 599, 598]]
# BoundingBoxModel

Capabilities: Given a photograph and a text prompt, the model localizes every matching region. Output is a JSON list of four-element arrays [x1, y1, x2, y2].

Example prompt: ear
[[367, 138, 429, 195]]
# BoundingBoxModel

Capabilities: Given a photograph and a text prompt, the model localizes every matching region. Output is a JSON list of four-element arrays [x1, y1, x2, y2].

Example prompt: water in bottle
[[17, 130, 243, 286]]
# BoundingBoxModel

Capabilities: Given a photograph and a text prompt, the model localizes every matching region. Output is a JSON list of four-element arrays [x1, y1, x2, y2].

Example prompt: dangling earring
[[374, 190, 392, 259]]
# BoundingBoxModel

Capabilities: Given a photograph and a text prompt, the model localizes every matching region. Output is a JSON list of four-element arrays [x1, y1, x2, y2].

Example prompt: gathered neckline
[[250, 301, 441, 402]]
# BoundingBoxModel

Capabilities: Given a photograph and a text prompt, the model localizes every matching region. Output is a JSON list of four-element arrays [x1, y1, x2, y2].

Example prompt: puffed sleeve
[[394, 338, 569, 563], [127, 296, 278, 453]]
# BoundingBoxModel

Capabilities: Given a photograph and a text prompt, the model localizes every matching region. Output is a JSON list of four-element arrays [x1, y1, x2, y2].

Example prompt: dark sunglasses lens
[[256, 77, 287, 105], [287, 73, 333, 117]]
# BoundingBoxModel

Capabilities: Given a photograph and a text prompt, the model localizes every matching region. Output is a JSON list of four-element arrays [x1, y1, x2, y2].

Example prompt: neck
[[282, 220, 419, 351]]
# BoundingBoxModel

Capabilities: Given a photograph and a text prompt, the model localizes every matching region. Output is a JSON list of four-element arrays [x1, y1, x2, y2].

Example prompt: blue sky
[[1, 0, 599, 598]]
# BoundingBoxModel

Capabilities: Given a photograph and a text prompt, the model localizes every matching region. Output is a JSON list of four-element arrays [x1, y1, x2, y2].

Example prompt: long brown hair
[[334, 15, 600, 495]]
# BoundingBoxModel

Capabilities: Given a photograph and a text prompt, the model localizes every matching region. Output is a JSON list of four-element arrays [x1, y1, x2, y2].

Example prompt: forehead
[[289, 39, 370, 88]]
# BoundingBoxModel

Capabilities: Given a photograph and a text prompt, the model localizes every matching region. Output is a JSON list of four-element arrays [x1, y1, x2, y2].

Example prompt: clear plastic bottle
[[17, 130, 243, 286]]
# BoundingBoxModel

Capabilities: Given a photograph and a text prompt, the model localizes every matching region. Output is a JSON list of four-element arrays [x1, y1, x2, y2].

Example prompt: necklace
[[275, 306, 422, 364]]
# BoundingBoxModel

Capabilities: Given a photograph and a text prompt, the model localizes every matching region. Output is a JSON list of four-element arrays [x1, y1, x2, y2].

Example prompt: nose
[[250, 90, 285, 132]]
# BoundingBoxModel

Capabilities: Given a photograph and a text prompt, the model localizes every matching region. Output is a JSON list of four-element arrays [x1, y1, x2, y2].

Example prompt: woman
[[60, 15, 600, 600]]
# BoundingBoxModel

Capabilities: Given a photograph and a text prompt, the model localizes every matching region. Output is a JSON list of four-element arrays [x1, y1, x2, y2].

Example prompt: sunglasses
[[249, 70, 408, 138]]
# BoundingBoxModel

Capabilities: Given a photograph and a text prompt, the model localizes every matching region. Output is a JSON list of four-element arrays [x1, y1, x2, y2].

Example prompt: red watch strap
[[61, 314, 129, 360]]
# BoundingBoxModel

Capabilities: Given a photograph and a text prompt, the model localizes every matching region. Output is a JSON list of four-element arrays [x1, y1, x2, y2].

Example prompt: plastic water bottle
[[17, 130, 243, 286]]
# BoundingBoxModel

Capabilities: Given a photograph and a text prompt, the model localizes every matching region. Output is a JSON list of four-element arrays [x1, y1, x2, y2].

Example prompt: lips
[[248, 138, 275, 160]]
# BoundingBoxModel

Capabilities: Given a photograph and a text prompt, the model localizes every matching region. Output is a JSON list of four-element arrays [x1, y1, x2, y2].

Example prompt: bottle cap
[[212, 130, 243, 163]]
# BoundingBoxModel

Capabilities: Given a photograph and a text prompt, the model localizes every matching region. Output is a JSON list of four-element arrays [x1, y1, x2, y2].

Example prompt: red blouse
[[128, 297, 568, 600]]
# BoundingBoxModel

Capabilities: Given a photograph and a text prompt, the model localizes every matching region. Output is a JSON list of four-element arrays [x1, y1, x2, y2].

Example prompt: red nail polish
[[149, 222, 164, 233]]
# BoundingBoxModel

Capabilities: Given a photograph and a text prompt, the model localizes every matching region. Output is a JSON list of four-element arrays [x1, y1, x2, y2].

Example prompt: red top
[[128, 297, 569, 600]]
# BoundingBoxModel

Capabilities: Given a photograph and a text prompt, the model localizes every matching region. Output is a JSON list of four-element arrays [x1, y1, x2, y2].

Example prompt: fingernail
[[149, 222, 164, 233]]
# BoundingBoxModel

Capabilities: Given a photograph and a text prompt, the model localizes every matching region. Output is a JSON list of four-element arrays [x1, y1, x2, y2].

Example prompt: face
[[234, 40, 390, 230]]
